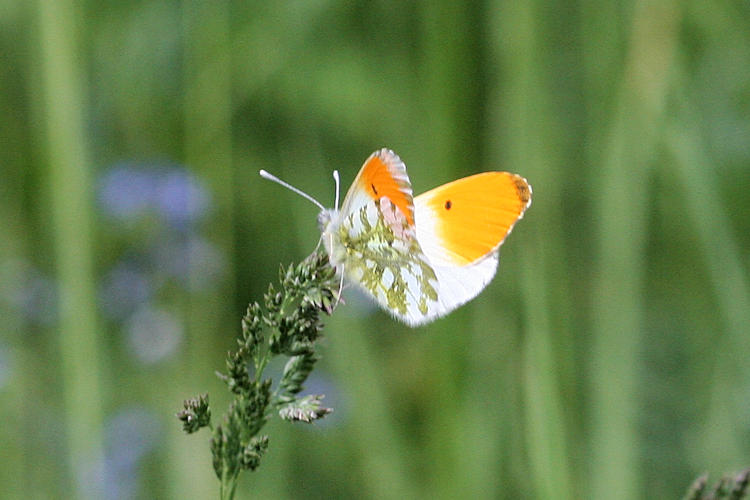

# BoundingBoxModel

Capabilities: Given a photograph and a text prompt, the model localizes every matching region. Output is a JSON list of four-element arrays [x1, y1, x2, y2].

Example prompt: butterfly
[[260, 148, 531, 326]]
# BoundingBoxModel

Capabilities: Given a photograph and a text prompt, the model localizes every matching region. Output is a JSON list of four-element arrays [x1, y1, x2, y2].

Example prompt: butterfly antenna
[[333, 170, 340, 211], [259, 170, 325, 211]]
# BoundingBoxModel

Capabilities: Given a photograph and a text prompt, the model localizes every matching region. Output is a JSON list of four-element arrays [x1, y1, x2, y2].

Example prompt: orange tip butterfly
[[260, 148, 531, 326]]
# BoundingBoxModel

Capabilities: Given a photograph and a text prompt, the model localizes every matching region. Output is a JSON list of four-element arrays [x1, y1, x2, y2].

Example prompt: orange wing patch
[[356, 151, 415, 225], [415, 172, 531, 265]]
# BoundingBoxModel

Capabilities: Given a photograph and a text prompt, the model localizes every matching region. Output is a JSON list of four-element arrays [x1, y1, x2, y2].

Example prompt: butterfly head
[[317, 207, 345, 269], [317, 208, 336, 233]]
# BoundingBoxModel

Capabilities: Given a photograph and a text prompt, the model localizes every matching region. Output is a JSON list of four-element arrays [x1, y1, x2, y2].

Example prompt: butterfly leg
[[333, 263, 345, 311], [313, 235, 324, 254]]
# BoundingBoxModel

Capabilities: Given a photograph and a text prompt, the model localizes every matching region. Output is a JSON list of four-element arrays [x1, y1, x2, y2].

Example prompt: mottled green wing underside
[[336, 197, 439, 325]]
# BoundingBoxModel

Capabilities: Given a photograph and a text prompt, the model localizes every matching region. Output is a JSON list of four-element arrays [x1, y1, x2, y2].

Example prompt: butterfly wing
[[339, 148, 415, 225], [413, 172, 532, 315], [326, 149, 446, 325], [328, 149, 531, 326], [331, 196, 443, 325]]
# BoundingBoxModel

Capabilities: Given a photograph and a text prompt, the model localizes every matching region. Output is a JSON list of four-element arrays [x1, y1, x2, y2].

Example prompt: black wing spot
[[445, 200, 452, 210], [371, 183, 378, 195]]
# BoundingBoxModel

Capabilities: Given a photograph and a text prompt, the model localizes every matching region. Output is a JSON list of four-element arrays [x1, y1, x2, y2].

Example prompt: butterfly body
[[317, 149, 531, 326]]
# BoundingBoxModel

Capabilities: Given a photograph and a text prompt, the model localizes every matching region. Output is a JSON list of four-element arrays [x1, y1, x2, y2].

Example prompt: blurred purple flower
[[155, 168, 210, 227], [97, 162, 210, 229], [101, 407, 161, 500], [99, 261, 153, 321], [153, 235, 225, 292], [125, 306, 183, 364], [105, 407, 161, 469], [0, 258, 57, 327], [97, 164, 158, 220]]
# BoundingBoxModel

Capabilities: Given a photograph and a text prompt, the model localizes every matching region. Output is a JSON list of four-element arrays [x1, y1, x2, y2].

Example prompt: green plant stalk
[[220, 471, 238, 500], [36, 1, 105, 496], [0, 109, 27, 498], [588, 2, 679, 499], [325, 315, 420, 500], [178, 252, 337, 499], [418, 3, 487, 497], [666, 98, 750, 467], [169, 3, 236, 498], [217, 298, 280, 498], [489, 0, 575, 495], [521, 244, 574, 500]]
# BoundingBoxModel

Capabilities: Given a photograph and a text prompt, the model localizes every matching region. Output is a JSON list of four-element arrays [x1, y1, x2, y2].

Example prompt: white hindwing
[[413, 197, 501, 318]]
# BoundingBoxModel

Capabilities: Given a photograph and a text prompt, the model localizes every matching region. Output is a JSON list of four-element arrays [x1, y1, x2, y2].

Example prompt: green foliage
[[4, 1, 750, 498], [178, 252, 339, 498]]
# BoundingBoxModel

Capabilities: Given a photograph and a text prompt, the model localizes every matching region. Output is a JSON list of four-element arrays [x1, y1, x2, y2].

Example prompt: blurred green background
[[2, 0, 749, 498]]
